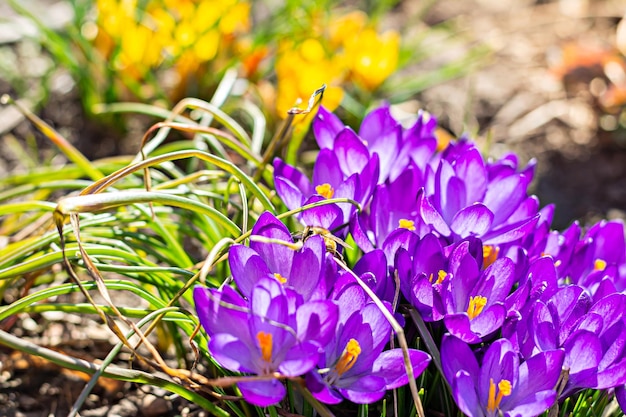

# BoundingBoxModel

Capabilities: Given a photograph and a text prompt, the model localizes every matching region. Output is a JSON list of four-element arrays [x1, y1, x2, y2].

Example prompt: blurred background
[[0, 0, 625, 228]]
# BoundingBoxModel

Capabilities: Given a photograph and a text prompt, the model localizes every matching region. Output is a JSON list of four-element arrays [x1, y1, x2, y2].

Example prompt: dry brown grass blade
[[53, 207, 193, 385]]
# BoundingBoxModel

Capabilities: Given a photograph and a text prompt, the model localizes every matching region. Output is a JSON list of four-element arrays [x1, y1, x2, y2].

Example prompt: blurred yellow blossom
[[275, 39, 344, 116], [328, 11, 367, 49], [273, 9, 400, 118], [92, 0, 251, 99], [343, 28, 400, 91]]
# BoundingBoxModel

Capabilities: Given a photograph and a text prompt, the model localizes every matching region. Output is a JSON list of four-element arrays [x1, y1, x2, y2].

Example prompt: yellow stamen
[[315, 183, 335, 199], [482, 245, 499, 269], [466, 295, 487, 320], [273, 272, 287, 284], [487, 378, 512, 412], [398, 218, 416, 231], [256, 331, 273, 363], [334, 338, 361, 376], [594, 258, 607, 272], [429, 270, 448, 284]]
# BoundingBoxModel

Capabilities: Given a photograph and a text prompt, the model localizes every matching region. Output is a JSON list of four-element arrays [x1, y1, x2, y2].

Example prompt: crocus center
[[334, 338, 361, 376], [398, 218, 416, 231], [315, 183, 335, 199], [256, 331, 273, 363], [482, 245, 499, 269], [594, 258, 607, 272], [429, 270, 448, 285], [487, 378, 512, 413], [273, 272, 287, 284], [467, 295, 487, 320]]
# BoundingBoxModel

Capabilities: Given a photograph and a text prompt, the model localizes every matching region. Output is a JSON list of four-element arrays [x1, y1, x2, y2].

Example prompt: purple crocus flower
[[507, 284, 626, 398], [563, 219, 626, 298], [441, 334, 564, 417], [193, 277, 338, 406], [352, 248, 396, 302], [396, 232, 448, 322], [503, 259, 626, 398], [350, 167, 429, 252], [273, 148, 379, 231], [228, 211, 332, 300], [313, 104, 437, 184], [438, 240, 516, 343], [305, 299, 430, 404], [418, 143, 540, 246]]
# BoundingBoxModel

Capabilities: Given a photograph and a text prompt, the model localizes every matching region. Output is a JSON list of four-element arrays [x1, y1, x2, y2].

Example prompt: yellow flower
[[328, 11, 367, 49], [343, 28, 400, 91], [275, 38, 344, 116]]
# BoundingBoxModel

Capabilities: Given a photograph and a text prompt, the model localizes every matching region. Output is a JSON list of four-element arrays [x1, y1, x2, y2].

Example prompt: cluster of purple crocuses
[[194, 104, 626, 415]]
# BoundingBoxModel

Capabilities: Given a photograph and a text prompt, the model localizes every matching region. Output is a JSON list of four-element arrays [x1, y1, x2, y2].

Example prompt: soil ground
[[1, 0, 626, 415]]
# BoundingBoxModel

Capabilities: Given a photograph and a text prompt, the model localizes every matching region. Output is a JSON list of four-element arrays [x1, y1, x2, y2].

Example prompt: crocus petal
[[454, 147, 487, 204], [410, 275, 436, 321], [228, 245, 272, 297], [289, 235, 324, 299], [193, 286, 248, 340], [338, 375, 386, 404], [372, 348, 431, 389], [441, 334, 480, 385], [306, 371, 344, 404], [595, 357, 626, 389], [237, 379, 286, 407], [209, 333, 257, 373], [469, 303, 506, 339], [249, 212, 295, 276], [358, 104, 401, 183], [360, 302, 392, 352], [444, 313, 481, 344], [279, 341, 322, 377], [313, 106, 344, 149], [300, 195, 344, 230], [353, 249, 387, 291], [443, 176, 467, 220], [504, 390, 557, 417], [481, 257, 516, 302], [451, 370, 482, 417], [334, 128, 370, 176], [313, 149, 344, 188], [334, 173, 359, 222], [478, 339, 518, 400], [296, 300, 339, 347], [507, 349, 563, 407], [418, 190, 451, 236], [350, 211, 376, 253], [274, 176, 305, 211], [563, 330, 602, 393], [482, 214, 540, 245], [483, 174, 528, 225], [450, 204, 494, 237]]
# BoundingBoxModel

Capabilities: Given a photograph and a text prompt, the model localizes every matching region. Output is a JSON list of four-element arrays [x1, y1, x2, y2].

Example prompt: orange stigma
[[482, 245, 499, 269], [315, 183, 335, 199], [467, 295, 487, 320], [487, 378, 512, 412], [334, 338, 361, 376], [398, 219, 416, 231], [256, 331, 273, 363]]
